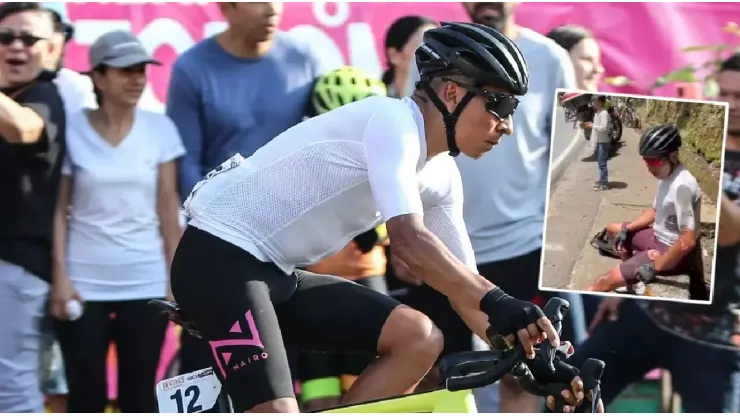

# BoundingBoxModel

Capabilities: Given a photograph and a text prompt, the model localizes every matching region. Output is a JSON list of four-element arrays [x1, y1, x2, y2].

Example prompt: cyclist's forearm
[[626, 209, 655, 232], [392, 227, 494, 306]]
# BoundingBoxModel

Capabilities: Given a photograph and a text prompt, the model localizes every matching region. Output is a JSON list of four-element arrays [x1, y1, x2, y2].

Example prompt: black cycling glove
[[613, 223, 632, 251], [479, 287, 545, 339]]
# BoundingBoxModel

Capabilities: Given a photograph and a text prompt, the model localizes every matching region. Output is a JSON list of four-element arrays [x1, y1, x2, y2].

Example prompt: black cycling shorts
[[170, 226, 401, 412], [297, 276, 388, 396]]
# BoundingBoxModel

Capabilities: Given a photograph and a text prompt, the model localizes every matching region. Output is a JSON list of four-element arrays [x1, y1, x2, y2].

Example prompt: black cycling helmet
[[639, 124, 682, 158], [414, 22, 529, 156]]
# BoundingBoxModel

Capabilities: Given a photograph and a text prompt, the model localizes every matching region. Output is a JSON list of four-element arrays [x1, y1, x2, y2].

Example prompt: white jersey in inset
[[182, 96, 477, 275], [653, 165, 702, 246]]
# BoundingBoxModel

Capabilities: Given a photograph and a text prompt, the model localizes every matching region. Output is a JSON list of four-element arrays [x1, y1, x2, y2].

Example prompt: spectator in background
[[546, 25, 604, 92], [50, 30, 184, 413], [381, 16, 437, 98], [402, 2, 584, 413], [0, 2, 67, 412], [166, 3, 324, 410], [35, 3, 96, 413]]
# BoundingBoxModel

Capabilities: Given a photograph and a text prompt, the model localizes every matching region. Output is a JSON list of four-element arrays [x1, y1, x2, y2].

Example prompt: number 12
[[170, 385, 203, 413]]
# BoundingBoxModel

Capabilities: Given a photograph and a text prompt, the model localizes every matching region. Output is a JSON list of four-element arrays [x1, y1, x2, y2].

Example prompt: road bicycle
[[150, 298, 605, 413]]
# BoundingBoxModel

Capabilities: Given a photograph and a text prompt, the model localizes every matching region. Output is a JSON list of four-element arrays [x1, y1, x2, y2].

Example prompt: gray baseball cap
[[88, 30, 161, 70]]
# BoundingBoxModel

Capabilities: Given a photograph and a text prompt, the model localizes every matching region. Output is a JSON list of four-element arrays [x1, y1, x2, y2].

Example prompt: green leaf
[[681, 44, 729, 53], [652, 67, 698, 88], [603, 76, 633, 87]]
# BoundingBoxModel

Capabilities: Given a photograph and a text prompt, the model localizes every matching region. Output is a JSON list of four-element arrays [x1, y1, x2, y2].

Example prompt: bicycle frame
[[319, 389, 476, 413]]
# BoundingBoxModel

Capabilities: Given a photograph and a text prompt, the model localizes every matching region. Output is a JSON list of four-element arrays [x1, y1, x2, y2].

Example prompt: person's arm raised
[[0, 84, 52, 144]]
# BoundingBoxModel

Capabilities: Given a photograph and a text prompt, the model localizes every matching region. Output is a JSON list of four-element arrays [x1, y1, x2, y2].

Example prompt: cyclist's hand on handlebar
[[480, 288, 560, 359]]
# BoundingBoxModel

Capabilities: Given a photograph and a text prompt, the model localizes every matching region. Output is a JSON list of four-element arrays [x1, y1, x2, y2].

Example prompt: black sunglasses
[[443, 78, 520, 120], [0, 32, 46, 47]]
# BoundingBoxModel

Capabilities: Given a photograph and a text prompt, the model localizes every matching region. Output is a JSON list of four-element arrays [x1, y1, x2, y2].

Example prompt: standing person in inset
[[166, 3, 325, 410], [381, 16, 437, 98], [0, 2, 67, 412], [50, 30, 184, 413], [587, 95, 610, 191], [35, 3, 96, 412]]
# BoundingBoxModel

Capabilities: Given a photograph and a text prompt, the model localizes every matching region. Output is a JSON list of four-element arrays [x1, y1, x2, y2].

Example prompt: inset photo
[[540, 90, 727, 304]]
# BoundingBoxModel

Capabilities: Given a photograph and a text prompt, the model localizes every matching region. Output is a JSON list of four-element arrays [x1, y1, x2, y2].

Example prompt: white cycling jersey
[[653, 165, 702, 246], [182, 96, 477, 275]]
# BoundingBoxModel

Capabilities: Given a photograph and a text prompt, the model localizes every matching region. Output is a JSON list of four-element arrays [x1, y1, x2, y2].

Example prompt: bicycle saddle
[[148, 300, 202, 339]]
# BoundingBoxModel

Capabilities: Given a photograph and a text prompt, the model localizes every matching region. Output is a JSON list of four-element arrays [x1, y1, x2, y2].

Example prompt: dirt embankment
[[638, 99, 724, 203]]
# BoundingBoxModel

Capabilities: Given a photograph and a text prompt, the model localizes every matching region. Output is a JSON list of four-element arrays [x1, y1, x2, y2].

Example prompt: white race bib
[[156, 368, 223, 413]]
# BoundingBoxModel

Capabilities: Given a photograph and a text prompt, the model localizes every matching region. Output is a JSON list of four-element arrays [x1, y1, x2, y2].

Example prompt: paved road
[[551, 107, 579, 165]]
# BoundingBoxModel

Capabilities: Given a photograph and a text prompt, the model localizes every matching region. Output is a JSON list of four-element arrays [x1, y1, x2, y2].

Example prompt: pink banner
[[59, 2, 740, 112]]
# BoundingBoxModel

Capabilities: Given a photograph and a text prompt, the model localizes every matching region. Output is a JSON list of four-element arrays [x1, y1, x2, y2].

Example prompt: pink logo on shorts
[[209, 310, 268, 378]]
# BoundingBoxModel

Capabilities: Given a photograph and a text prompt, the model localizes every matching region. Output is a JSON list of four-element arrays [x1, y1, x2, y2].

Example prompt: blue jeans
[[596, 142, 609, 185], [568, 300, 740, 412]]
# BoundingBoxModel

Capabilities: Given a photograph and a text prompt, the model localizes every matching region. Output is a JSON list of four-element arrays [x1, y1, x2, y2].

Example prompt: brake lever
[[536, 298, 569, 372]]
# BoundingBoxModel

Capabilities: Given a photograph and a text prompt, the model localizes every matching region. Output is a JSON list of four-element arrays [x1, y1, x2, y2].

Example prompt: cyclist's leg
[[337, 275, 388, 392], [276, 270, 443, 405], [113, 299, 168, 412], [402, 282, 472, 391], [171, 226, 299, 413]]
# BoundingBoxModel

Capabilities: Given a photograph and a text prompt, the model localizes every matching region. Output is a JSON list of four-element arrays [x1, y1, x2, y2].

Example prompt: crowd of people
[[1, 1, 739, 414]]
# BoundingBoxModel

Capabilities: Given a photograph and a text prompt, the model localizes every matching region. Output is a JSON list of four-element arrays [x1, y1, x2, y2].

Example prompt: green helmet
[[310, 66, 387, 116]]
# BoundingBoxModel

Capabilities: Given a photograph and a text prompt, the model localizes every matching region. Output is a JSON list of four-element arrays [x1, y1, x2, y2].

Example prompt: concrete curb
[[551, 127, 586, 185]]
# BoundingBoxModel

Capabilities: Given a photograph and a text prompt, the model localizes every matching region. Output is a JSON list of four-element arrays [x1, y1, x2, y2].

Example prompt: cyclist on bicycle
[[171, 22, 587, 413]]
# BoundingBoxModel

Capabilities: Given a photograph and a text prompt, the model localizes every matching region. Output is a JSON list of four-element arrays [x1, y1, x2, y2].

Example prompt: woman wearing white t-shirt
[[49, 30, 184, 413]]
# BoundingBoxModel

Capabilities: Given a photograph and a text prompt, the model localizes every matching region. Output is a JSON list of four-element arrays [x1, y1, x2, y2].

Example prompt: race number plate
[[156, 368, 222, 413]]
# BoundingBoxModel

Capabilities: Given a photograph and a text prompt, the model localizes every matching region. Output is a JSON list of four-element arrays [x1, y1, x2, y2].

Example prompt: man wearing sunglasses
[[585, 124, 701, 294], [171, 22, 600, 414]]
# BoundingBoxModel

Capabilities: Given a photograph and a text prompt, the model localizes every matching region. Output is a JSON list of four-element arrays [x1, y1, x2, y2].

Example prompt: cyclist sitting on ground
[[297, 66, 392, 411], [170, 22, 593, 413], [585, 124, 702, 294]]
